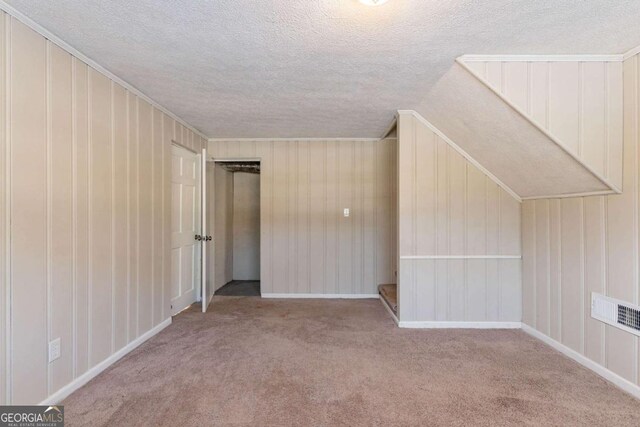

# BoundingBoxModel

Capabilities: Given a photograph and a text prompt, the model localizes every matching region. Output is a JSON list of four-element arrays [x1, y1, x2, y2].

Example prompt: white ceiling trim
[[0, 0, 208, 140], [208, 137, 385, 142], [397, 110, 522, 203], [459, 54, 624, 62], [456, 58, 622, 195], [622, 43, 640, 61], [521, 189, 618, 201]]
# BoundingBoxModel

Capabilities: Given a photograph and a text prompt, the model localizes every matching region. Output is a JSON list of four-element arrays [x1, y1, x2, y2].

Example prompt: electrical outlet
[[49, 338, 61, 363], [343, 208, 350, 217]]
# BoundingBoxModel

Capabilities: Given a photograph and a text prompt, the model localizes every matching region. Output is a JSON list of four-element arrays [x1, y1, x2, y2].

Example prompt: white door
[[201, 149, 214, 312], [171, 144, 201, 315]]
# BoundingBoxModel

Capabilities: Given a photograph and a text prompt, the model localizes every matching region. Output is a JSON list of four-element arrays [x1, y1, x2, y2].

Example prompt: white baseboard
[[261, 293, 379, 299], [39, 317, 172, 405], [398, 321, 522, 329], [521, 324, 640, 400]]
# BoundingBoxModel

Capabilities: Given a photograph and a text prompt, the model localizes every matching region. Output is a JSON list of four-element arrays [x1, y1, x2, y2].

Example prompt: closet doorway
[[208, 160, 261, 297]]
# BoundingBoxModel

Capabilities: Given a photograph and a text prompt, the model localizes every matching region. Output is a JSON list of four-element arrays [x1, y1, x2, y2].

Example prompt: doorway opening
[[208, 161, 261, 297]]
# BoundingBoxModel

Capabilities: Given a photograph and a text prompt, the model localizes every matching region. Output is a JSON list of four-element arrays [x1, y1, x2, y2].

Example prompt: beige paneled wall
[[1, 14, 206, 405], [397, 112, 521, 323], [209, 138, 397, 295], [213, 164, 234, 291], [521, 53, 640, 388], [463, 59, 624, 191], [0, 12, 5, 407]]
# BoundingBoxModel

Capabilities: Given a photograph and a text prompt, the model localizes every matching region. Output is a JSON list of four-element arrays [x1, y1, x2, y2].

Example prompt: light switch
[[344, 208, 350, 217], [49, 338, 61, 363]]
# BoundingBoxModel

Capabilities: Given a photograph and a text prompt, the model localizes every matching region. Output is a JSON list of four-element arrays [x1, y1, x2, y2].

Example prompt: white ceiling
[[6, 0, 640, 138]]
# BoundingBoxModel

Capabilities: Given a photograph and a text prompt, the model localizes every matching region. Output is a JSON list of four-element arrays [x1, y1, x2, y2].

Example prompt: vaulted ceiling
[[6, 0, 640, 138]]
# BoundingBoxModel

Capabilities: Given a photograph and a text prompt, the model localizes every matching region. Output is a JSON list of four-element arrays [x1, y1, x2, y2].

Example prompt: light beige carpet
[[63, 297, 640, 426]]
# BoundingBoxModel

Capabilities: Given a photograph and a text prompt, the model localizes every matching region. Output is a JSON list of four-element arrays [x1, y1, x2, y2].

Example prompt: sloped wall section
[[460, 56, 623, 193], [414, 62, 616, 199], [397, 111, 521, 325]]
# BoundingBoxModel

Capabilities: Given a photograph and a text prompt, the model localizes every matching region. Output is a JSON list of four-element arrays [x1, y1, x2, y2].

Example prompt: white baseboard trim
[[521, 324, 640, 400], [39, 318, 172, 405], [261, 293, 379, 299], [398, 321, 522, 329]]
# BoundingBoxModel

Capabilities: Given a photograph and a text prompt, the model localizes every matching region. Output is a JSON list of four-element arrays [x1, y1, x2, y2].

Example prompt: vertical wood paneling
[[560, 198, 583, 352], [435, 138, 449, 320], [297, 142, 309, 293], [88, 68, 112, 365], [208, 139, 398, 297], [396, 112, 522, 323], [112, 84, 127, 350], [308, 141, 325, 294], [49, 43, 73, 394], [548, 199, 562, 341], [363, 142, 376, 294], [337, 141, 353, 294], [534, 200, 550, 335], [467, 59, 624, 190], [137, 100, 152, 334], [127, 93, 139, 340], [0, 12, 6, 405], [325, 141, 338, 295], [10, 19, 47, 404], [4, 14, 204, 403], [72, 58, 89, 377], [522, 54, 640, 387], [152, 108, 163, 326], [448, 152, 466, 320], [584, 196, 605, 365], [549, 62, 581, 153], [271, 141, 288, 292], [255, 141, 272, 293]]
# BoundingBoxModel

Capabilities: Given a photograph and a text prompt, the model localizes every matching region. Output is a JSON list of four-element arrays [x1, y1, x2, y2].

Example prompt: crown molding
[[622, 43, 640, 61], [0, 0, 208, 140], [208, 137, 385, 142]]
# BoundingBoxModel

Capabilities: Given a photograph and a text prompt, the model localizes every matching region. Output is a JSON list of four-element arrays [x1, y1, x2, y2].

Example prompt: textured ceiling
[[6, 0, 640, 138]]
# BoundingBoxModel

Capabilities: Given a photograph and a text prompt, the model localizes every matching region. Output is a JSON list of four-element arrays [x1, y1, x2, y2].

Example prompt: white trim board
[[459, 43, 640, 63], [458, 54, 624, 63], [521, 324, 640, 400], [209, 137, 382, 142], [623, 44, 640, 61], [0, 1, 208, 140], [455, 59, 621, 195], [38, 318, 172, 405], [400, 255, 521, 260], [521, 189, 619, 201], [398, 321, 521, 329], [261, 293, 379, 299], [397, 110, 522, 203]]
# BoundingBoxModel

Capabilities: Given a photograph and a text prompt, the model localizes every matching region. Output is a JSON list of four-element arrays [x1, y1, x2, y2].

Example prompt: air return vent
[[591, 293, 640, 337]]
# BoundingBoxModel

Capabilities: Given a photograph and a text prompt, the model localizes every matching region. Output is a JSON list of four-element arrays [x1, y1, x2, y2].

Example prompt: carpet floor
[[63, 297, 640, 426]]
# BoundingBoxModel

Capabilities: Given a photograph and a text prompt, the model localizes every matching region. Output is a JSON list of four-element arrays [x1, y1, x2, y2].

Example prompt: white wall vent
[[591, 293, 640, 337]]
